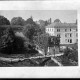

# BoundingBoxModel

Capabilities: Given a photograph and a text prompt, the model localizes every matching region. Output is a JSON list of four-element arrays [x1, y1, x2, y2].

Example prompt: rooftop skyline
[[0, 10, 77, 23]]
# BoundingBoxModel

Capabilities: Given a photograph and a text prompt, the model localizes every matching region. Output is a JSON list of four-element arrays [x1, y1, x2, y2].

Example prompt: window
[[65, 29, 67, 32], [67, 39, 72, 43], [57, 29, 60, 32], [65, 39, 67, 43], [49, 28, 50, 31], [70, 28, 71, 31], [76, 29, 77, 31], [76, 33, 78, 37], [70, 33, 72, 37], [65, 33, 72, 37], [65, 34, 67, 37], [76, 39, 78, 43], [57, 34, 60, 37], [70, 39, 72, 43], [68, 39, 69, 42]]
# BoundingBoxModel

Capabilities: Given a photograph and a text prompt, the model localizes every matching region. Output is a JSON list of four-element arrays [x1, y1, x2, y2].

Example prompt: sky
[[0, 10, 77, 23]]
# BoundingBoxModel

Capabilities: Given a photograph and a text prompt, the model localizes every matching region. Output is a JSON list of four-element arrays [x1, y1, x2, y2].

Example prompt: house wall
[[46, 27, 78, 44]]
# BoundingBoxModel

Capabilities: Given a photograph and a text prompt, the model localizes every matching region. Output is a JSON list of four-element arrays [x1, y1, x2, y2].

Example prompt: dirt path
[[0, 53, 63, 62], [51, 57, 63, 66]]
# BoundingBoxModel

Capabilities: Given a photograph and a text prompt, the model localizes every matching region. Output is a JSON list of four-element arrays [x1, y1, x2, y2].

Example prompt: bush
[[68, 49, 78, 62], [11, 17, 25, 26], [62, 47, 78, 65], [0, 15, 10, 25], [0, 27, 25, 54], [0, 27, 38, 55]]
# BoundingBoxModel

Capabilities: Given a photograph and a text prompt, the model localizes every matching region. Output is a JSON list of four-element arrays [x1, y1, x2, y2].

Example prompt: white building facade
[[46, 22, 78, 44]]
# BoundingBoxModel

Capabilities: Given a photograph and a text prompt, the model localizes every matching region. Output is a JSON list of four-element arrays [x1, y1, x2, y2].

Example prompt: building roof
[[46, 22, 77, 28]]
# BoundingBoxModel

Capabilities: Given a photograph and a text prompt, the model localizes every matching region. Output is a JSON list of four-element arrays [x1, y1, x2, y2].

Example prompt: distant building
[[36, 18, 52, 26], [46, 19, 78, 44]]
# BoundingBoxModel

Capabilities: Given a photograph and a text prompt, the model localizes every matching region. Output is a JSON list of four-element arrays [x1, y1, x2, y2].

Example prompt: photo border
[[0, 0, 80, 78]]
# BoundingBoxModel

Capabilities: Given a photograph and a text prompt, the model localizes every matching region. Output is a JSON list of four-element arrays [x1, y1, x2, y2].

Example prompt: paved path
[[51, 57, 63, 66], [37, 49, 63, 66], [0, 48, 64, 67], [0, 52, 63, 62]]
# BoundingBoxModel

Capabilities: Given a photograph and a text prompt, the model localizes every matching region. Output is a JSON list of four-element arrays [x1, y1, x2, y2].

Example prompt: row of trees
[[0, 16, 40, 54], [0, 15, 10, 25], [59, 46, 78, 66], [0, 15, 30, 25], [0, 15, 60, 55], [0, 15, 50, 26]]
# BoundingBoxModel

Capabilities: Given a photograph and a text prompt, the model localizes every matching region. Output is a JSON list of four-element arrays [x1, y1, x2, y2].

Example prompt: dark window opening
[[65, 29, 67, 32], [70, 39, 72, 43], [70, 34, 72, 37], [68, 39, 69, 42], [70, 28, 71, 31], [57, 29, 60, 32]]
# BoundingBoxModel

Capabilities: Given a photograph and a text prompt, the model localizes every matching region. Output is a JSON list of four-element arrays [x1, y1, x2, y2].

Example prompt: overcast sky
[[0, 10, 77, 23]]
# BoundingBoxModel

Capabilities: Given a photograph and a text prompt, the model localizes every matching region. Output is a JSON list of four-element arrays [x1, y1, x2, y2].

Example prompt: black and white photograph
[[0, 0, 80, 78], [0, 10, 78, 67]]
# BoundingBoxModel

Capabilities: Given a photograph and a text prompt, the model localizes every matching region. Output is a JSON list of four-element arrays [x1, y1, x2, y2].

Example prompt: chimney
[[50, 18, 51, 24]]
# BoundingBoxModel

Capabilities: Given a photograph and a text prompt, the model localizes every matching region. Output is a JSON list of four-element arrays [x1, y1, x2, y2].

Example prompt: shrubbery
[[60, 47, 78, 66], [63, 47, 78, 62], [0, 27, 25, 54], [0, 15, 10, 25], [0, 27, 38, 55]]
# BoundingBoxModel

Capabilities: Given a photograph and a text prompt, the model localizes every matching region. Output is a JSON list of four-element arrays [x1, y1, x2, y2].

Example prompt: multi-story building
[[46, 20, 78, 44]]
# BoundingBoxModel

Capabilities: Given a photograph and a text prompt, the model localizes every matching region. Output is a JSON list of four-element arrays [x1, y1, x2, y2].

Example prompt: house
[[45, 19, 78, 44]]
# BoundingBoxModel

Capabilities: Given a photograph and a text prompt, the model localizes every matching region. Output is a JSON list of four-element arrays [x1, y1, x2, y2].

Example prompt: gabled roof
[[46, 22, 77, 28]]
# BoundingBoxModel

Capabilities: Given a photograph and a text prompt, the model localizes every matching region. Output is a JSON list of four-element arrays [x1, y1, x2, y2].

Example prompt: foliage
[[0, 26, 38, 55], [23, 24, 36, 42], [11, 17, 25, 26], [38, 20, 49, 34], [38, 20, 49, 27], [63, 47, 71, 57], [33, 33, 49, 55], [23, 17, 41, 42], [0, 25, 23, 39], [25, 17, 35, 25], [0, 15, 10, 25], [24, 41, 38, 54], [68, 48, 78, 62], [59, 56, 72, 66], [39, 20, 46, 27], [33, 34, 60, 55], [62, 47, 78, 63], [48, 36, 60, 47], [54, 19, 61, 23], [0, 27, 25, 54]]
